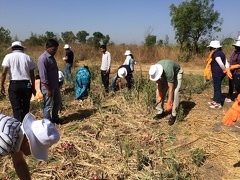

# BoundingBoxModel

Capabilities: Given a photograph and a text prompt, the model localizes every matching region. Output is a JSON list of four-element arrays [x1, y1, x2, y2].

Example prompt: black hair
[[100, 45, 106, 49], [46, 39, 59, 48]]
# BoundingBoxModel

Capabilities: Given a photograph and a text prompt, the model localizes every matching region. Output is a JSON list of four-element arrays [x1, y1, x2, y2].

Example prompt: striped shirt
[[0, 114, 24, 157]]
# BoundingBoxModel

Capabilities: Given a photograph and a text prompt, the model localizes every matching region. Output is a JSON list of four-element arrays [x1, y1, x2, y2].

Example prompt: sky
[[0, 0, 240, 44]]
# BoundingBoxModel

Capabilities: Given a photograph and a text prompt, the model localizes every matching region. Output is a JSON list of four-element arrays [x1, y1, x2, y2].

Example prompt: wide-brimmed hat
[[233, 41, 240, 47], [207, 40, 222, 48], [235, 36, 240, 41], [118, 67, 128, 78], [22, 113, 60, 161], [64, 44, 70, 49], [7, 41, 26, 50], [124, 50, 132, 56], [149, 64, 163, 81]]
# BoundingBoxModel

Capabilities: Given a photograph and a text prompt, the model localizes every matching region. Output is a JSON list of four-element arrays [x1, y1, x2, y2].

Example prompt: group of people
[[204, 36, 240, 109], [99, 45, 136, 93], [0, 39, 63, 179]]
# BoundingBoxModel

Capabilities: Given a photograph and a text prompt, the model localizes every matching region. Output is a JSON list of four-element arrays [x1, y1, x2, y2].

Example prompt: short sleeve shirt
[[2, 50, 35, 80], [156, 59, 180, 83], [0, 114, 24, 157], [65, 49, 74, 64], [211, 50, 226, 77]]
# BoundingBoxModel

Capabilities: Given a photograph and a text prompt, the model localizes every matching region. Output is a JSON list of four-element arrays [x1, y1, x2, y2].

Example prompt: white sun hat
[[7, 41, 26, 50], [235, 36, 240, 41], [207, 40, 222, 48], [233, 41, 240, 47], [124, 50, 132, 56], [64, 44, 71, 49], [118, 67, 128, 78], [22, 113, 60, 161], [149, 64, 163, 81]]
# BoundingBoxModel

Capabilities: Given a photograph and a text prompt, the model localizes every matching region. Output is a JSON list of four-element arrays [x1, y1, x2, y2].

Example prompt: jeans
[[111, 74, 118, 91], [233, 74, 240, 94], [8, 80, 32, 122], [212, 75, 225, 104], [65, 63, 73, 82], [41, 88, 61, 120]]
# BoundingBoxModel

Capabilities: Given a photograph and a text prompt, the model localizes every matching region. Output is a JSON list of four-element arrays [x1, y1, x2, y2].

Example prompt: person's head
[[100, 45, 107, 53], [149, 64, 163, 81], [21, 113, 60, 161], [64, 44, 71, 50], [46, 39, 59, 56], [233, 41, 240, 51], [207, 40, 222, 51], [8, 41, 26, 52]]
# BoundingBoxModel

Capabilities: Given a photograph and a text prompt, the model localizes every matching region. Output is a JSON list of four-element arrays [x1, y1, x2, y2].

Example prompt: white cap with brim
[[22, 113, 60, 161], [124, 50, 132, 56], [7, 41, 26, 50], [64, 44, 70, 49], [149, 64, 163, 81], [207, 40, 222, 48], [233, 41, 240, 47], [118, 67, 128, 78], [236, 36, 240, 41]]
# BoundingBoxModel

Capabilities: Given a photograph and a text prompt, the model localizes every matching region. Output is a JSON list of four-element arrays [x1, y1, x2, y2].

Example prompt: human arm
[[166, 82, 174, 112], [30, 70, 36, 96], [215, 57, 226, 71], [106, 52, 111, 74], [156, 80, 162, 103], [11, 151, 31, 180], [0, 67, 8, 95]]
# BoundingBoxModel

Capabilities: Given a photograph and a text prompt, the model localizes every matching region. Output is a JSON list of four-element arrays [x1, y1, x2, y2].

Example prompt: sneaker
[[225, 98, 232, 103], [208, 100, 216, 105], [153, 112, 165, 120], [168, 115, 176, 126], [209, 102, 222, 109]]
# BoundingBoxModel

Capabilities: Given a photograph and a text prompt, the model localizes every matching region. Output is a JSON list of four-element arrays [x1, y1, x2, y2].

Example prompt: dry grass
[[0, 45, 239, 179]]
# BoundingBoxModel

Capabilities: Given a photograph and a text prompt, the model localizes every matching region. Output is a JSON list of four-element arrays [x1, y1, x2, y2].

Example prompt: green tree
[[0, 26, 11, 44], [76, 30, 89, 43], [61, 31, 76, 43], [144, 35, 156, 47], [170, 0, 223, 53], [102, 35, 110, 45]]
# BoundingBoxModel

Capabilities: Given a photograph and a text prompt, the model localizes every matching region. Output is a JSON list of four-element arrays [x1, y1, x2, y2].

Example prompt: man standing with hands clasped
[[149, 59, 183, 125]]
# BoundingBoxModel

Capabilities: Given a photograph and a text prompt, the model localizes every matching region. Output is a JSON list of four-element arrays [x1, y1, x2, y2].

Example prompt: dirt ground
[[1, 62, 240, 180]]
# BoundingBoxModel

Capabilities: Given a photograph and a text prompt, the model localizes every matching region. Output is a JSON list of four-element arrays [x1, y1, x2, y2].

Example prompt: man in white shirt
[[100, 45, 111, 93]]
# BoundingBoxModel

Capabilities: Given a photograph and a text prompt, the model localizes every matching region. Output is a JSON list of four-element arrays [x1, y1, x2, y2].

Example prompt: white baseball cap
[[22, 113, 60, 161], [124, 50, 132, 56], [149, 64, 163, 81], [233, 41, 240, 47]]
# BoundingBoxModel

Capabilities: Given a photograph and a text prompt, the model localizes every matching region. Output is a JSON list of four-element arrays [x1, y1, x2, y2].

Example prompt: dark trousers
[[8, 80, 32, 122], [101, 70, 109, 93], [212, 75, 225, 104], [233, 74, 240, 94]]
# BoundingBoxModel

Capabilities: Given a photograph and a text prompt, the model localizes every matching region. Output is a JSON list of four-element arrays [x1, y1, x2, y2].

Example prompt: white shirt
[[2, 50, 35, 80], [123, 55, 136, 72], [101, 51, 111, 71], [58, 70, 64, 82]]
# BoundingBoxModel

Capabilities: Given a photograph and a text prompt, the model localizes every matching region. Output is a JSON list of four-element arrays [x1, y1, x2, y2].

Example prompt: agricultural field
[[0, 44, 239, 179]]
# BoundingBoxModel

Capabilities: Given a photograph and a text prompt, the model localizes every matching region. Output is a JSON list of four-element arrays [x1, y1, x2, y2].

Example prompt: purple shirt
[[37, 51, 59, 90]]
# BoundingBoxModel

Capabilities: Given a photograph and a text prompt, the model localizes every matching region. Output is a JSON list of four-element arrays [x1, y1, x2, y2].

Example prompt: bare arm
[[0, 67, 8, 95], [11, 151, 31, 180], [167, 82, 174, 103]]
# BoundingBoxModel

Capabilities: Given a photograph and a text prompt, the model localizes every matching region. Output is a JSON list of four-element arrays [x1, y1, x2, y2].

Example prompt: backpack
[[75, 66, 91, 100]]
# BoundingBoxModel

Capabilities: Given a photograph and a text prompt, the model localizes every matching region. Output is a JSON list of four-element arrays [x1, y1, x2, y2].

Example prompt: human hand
[[157, 91, 163, 103], [224, 68, 232, 79], [63, 57, 66, 61], [0, 86, 5, 96], [166, 101, 173, 112]]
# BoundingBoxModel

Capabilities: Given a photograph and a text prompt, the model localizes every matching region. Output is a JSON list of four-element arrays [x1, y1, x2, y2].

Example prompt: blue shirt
[[211, 49, 226, 77], [37, 51, 59, 90]]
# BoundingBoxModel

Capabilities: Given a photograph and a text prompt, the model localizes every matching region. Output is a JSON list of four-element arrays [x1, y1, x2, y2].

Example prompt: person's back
[[75, 66, 91, 100]]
